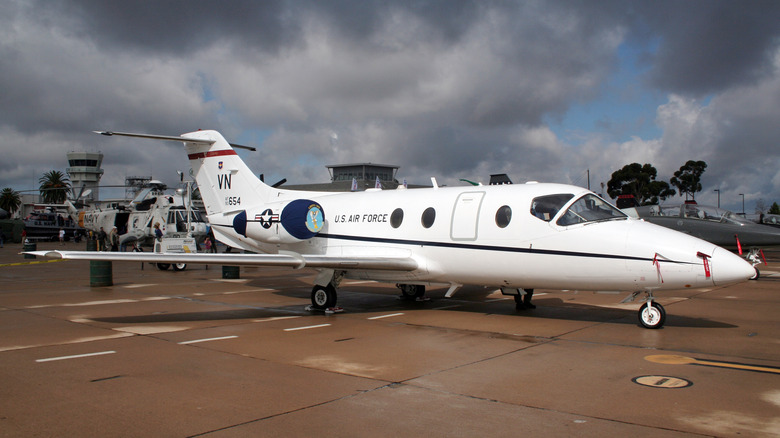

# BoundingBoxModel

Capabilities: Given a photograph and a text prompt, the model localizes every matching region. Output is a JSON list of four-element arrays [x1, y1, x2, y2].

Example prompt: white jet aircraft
[[27, 130, 756, 329]]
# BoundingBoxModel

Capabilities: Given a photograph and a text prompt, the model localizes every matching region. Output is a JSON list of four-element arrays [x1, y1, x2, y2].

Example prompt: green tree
[[607, 163, 676, 205], [0, 187, 22, 215], [669, 160, 707, 201], [38, 170, 71, 204], [770, 202, 780, 215]]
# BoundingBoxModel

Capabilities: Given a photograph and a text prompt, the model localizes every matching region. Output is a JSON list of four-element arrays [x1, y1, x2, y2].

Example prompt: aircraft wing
[[24, 250, 418, 271]]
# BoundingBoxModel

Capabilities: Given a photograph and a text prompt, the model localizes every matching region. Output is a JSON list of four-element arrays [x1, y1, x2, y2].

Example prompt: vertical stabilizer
[[181, 130, 273, 217]]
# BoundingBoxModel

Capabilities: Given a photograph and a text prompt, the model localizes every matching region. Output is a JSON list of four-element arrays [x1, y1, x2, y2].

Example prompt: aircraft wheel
[[638, 301, 666, 329], [399, 284, 425, 299], [172, 263, 187, 271], [750, 268, 760, 280], [156, 263, 170, 271], [311, 284, 337, 309]]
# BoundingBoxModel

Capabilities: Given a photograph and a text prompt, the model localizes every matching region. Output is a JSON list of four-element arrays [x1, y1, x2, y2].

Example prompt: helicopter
[[65, 180, 209, 270]]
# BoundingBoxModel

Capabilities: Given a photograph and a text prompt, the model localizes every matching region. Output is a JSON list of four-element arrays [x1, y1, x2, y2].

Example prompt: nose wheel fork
[[637, 291, 666, 329]]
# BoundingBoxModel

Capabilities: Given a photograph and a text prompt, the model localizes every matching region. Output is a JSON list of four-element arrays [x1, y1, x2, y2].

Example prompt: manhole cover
[[632, 375, 692, 389]]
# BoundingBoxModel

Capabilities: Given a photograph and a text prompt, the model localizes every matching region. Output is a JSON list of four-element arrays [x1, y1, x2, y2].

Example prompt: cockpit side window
[[556, 194, 627, 226], [530, 194, 574, 222]]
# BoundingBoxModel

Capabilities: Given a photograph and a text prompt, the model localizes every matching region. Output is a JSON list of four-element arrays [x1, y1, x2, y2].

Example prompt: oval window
[[495, 205, 512, 228], [421, 207, 436, 228], [390, 208, 404, 228]]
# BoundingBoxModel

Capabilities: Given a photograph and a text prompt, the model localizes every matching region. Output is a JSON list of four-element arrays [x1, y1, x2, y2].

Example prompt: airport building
[[286, 163, 417, 191]]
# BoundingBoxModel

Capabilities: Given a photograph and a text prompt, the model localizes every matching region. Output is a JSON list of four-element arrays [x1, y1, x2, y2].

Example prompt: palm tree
[[0, 187, 21, 215], [38, 170, 71, 204]]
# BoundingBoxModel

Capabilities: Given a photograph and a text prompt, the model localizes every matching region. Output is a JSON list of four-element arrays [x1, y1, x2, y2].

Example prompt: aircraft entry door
[[450, 191, 485, 241]]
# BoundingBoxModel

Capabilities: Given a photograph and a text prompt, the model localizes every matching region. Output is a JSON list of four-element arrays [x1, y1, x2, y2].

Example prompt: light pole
[[714, 189, 720, 208], [739, 193, 745, 216]]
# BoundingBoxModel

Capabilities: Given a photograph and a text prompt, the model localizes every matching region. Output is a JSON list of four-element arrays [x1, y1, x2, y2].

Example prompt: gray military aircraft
[[622, 202, 780, 275]]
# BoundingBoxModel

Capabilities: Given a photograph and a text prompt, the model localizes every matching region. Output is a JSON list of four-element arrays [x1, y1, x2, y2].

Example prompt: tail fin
[[180, 130, 273, 217], [94, 130, 273, 218]]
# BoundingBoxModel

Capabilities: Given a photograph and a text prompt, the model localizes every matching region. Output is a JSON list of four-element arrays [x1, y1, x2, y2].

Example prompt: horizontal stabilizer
[[24, 251, 418, 271], [94, 131, 256, 151]]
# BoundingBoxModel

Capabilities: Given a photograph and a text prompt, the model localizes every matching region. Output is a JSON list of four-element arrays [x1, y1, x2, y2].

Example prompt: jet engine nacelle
[[233, 199, 325, 244]]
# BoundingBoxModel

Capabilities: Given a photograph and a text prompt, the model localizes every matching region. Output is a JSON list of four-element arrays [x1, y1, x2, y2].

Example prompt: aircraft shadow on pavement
[[87, 293, 736, 329], [89, 307, 306, 324], [84, 279, 738, 329]]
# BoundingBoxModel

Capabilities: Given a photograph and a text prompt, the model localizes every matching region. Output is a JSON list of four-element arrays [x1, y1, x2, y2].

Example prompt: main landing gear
[[307, 275, 429, 313], [308, 271, 345, 313], [155, 262, 187, 271], [398, 284, 426, 300], [310, 283, 338, 309]]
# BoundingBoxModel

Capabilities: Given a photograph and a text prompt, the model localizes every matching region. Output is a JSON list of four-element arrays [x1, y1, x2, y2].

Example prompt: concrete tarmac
[[1, 241, 779, 437]]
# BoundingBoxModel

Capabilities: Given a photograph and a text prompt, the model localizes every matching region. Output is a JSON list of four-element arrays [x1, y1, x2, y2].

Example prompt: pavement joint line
[[283, 323, 331, 331], [253, 316, 301, 322], [178, 335, 239, 345], [36, 350, 116, 363], [367, 313, 404, 320]]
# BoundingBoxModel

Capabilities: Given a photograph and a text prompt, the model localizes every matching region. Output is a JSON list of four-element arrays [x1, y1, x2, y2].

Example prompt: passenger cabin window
[[530, 194, 574, 222], [421, 207, 436, 228], [495, 205, 511, 228], [556, 194, 627, 226], [391, 208, 404, 228]]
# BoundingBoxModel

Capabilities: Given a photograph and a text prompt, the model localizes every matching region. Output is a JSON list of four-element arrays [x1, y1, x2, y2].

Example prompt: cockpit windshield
[[556, 194, 627, 226], [530, 194, 574, 222], [682, 204, 752, 225]]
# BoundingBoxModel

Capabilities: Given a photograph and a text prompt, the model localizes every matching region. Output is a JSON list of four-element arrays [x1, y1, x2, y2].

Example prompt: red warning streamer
[[697, 252, 711, 278], [653, 253, 664, 283], [735, 234, 742, 255]]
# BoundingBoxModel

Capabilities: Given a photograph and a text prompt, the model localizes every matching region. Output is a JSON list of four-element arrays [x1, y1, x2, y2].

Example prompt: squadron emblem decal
[[218, 161, 223, 169], [306, 204, 324, 233]]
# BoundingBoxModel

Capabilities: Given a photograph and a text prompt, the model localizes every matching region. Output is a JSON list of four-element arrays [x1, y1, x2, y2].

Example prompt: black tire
[[750, 268, 760, 280], [172, 263, 187, 271], [638, 301, 666, 329], [311, 284, 337, 309], [399, 284, 425, 299], [156, 263, 170, 271]]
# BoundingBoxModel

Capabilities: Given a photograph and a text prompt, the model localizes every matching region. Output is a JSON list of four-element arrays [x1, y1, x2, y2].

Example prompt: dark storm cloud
[[633, 0, 780, 95], [43, 0, 300, 56], [1, 0, 778, 210]]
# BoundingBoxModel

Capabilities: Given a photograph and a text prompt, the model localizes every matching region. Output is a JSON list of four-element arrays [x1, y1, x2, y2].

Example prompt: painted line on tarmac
[[178, 335, 238, 345], [367, 313, 404, 320], [36, 350, 116, 363], [646, 355, 780, 375], [0, 259, 68, 267], [284, 323, 331, 332]]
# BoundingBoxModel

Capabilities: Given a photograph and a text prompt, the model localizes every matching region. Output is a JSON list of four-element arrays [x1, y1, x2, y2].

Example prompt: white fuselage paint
[[180, 130, 753, 293]]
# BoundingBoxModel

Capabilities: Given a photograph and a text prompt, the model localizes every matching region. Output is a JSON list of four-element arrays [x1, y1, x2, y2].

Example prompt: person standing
[[109, 227, 119, 252], [97, 227, 107, 251], [58, 228, 65, 246]]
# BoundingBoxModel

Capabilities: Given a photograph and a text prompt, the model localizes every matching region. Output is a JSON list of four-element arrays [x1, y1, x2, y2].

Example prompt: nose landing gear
[[638, 300, 666, 329], [624, 290, 667, 329]]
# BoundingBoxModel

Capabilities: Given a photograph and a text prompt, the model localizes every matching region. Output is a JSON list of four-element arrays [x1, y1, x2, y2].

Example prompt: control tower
[[66, 151, 104, 202]]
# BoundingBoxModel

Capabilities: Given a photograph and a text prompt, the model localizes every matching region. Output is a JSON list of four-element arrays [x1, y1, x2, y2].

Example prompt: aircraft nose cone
[[711, 247, 756, 285]]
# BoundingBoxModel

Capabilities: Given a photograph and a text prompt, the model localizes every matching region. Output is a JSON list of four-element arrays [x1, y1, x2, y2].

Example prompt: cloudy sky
[[1, 0, 779, 213]]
